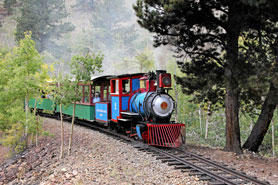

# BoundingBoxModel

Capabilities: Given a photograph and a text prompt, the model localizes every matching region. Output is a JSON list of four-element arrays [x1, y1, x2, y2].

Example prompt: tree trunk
[[198, 106, 202, 135], [224, 82, 241, 153], [272, 119, 275, 157], [68, 101, 76, 156], [34, 98, 39, 147], [243, 84, 278, 152], [25, 95, 29, 147], [224, 23, 242, 154], [174, 62, 179, 123], [205, 103, 211, 139], [205, 111, 209, 140], [59, 104, 64, 159], [36, 116, 39, 147]]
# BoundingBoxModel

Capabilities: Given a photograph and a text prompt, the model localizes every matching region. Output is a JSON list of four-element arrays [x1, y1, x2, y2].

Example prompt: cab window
[[103, 85, 109, 101], [92, 85, 101, 102], [122, 79, 130, 93], [140, 80, 146, 89], [111, 80, 119, 94]]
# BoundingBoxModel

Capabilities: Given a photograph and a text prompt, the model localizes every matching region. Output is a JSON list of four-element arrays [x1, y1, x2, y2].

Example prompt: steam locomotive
[[29, 70, 185, 147]]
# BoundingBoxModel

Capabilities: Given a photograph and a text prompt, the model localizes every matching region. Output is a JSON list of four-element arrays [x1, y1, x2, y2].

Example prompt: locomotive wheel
[[108, 121, 113, 130], [141, 131, 148, 142]]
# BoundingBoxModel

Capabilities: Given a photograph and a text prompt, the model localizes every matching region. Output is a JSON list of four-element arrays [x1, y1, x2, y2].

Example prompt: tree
[[4, 0, 17, 15], [15, 0, 74, 57], [67, 52, 103, 155], [71, 0, 94, 12], [51, 68, 69, 159], [0, 32, 48, 152], [121, 48, 155, 73], [134, 0, 278, 153], [240, 28, 278, 151], [89, 0, 138, 62]]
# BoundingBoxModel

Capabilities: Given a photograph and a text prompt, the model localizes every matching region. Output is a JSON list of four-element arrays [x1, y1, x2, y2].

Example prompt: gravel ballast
[[1, 118, 205, 185]]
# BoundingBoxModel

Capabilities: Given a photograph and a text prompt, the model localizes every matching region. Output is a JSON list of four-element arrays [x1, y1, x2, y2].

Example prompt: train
[[29, 70, 185, 147]]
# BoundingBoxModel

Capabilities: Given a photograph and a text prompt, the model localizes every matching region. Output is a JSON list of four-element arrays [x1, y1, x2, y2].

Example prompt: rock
[[61, 168, 67, 173], [0, 175, 5, 183], [33, 160, 42, 168], [65, 173, 72, 179], [6, 164, 17, 171], [72, 170, 78, 176], [25, 162, 33, 172], [35, 147, 41, 153]]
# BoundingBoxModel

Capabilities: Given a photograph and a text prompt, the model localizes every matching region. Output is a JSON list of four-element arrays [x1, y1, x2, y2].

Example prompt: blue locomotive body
[[129, 92, 147, 116]]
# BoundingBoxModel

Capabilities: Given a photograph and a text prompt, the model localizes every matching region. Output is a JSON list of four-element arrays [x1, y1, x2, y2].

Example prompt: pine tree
[[4, 0, 17, 15], [134, 0, 278, 153], [71, 0, 94, 12], [90, 0, 138, 58], [15, 0, 74, 56]]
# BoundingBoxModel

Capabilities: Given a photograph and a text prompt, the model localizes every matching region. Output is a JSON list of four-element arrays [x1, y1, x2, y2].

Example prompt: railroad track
[[135, 146, 270, 185], [41, 114, 270, 185]]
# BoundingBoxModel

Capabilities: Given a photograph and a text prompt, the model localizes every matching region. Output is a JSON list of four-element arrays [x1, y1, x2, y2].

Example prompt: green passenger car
[[29, 98, 55, 111], [28, 75, 111, 122], [56, 104, 95, 121]]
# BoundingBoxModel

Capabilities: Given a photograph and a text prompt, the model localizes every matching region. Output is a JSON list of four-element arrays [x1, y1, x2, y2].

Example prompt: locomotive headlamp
[[162, 76, 171, 86], [159, 73, 171, 88], [161, 102, 168, 110]]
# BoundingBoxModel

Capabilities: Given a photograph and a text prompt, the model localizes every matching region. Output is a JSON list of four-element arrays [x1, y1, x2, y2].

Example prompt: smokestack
[[156, 70, 166, 93]]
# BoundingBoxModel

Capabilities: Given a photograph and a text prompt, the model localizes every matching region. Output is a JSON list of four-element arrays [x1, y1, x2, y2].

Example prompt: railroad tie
[[161, 159, 176, 163], [208, 182, 226, 185], [167, 162, 184, 166]]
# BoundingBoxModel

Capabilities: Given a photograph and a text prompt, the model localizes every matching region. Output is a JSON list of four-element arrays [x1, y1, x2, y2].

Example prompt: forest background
[[0, 0, 277, 157]]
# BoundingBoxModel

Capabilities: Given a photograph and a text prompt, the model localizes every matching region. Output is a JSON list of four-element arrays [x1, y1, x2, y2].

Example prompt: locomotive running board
[[147, 123, 185, 147]]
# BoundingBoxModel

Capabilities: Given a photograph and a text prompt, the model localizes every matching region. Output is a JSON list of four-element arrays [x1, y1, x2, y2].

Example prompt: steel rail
[[175, 148, 269, 185], [147, 146, 240, 185]]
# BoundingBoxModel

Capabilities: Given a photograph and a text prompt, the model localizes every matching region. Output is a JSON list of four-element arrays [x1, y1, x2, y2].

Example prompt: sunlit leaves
[[0, 32, 49, 152], [70, 53, 103, 83]]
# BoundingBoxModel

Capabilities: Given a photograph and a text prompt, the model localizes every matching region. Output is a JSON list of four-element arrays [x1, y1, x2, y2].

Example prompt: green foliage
[[8, 33, 47, 97], [120, 48, 155, 73], [42, 130, 50, 136], [71, 0, 94, 11], [51, 72, 72, 108], [15, 0, 74, 57], [133, 0, 278, 108], [88, 0, 139, 62], [52, 53, 103, 108], [0, 32, 49, 153], [70, 53, 103, 83], [134, 0, 278, 153], [2, 123, 26, 153], [4, 0, 17, 15], [0, 48, 10, 59]]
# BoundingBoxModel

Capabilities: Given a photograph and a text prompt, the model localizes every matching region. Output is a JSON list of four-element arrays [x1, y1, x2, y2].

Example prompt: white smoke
[[154, 45, 170, 70]]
